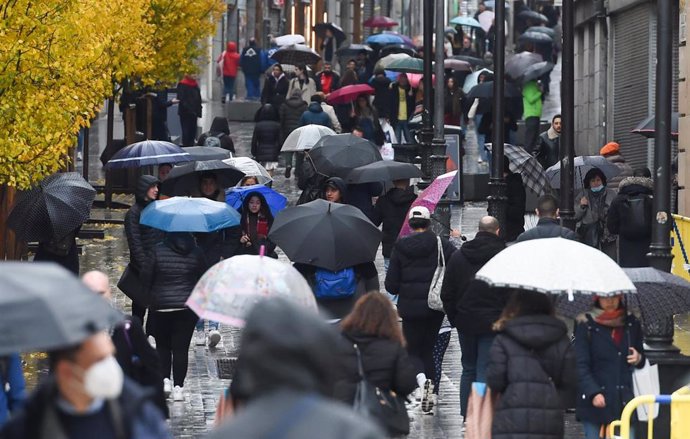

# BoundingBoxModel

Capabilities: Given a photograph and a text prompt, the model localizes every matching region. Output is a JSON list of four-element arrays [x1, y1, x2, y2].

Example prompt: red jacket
[[218, 42, 240, 77]]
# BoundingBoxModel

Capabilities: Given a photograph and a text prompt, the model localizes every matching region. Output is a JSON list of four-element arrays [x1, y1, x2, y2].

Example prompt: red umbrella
[[326, 84, 375, 105], [363, 16, 399, 28]]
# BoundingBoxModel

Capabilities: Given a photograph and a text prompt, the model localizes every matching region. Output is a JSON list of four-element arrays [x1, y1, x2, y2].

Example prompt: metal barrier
[[608, 394, 690, 439]]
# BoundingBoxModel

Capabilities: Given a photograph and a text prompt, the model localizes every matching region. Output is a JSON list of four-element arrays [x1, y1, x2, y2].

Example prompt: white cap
[[408, 206, 431, 220]]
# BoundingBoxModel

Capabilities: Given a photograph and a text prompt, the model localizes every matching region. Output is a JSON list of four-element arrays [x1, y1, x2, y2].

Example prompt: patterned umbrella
[[8, 172, 96, 242], [399, 171, 458, 238], [545, 155, 621, 190], [105, 140, 192, 169], [326, 84, 375, 105], [363, 16, 399, 28], [281, 125, 336, 152], [160, 160, 245, 196], [223, 157, 273, 185], [486, 144, 547, 195], [270, 44, 321, 65]]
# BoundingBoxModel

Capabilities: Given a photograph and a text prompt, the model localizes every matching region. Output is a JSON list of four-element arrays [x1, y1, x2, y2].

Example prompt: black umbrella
[[308, 134, 383, 178], [555, 268, 690, 326], [336, 44, 374, 58], [517, 10, 549, 24], [379, 44, 417, 57], [632, 112, 679, 141], [0, 262, 123, 355], [346, 161, 423, 184], [182, 146, 232, 161], [313, 22, 346, 45], [8, 172, 96, 243], [452, 55, 486, 67], [526, 26, 556, 38], [466, 81, 523, 99], [520, 61, 555, 84], [270, 44, 321, 65], [268, 199, 382, 271], [519, 31, 554, 44], [505, 51, 544, 80], [160, 160, 245, 196]]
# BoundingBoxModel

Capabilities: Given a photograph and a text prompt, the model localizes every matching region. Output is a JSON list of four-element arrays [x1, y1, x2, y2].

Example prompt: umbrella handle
[[259, 245, 265, 257], [430, 215, 467, 241]]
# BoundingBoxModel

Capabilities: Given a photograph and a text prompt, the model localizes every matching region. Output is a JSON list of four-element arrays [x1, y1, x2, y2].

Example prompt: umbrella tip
[[259, 245, 265, 257]]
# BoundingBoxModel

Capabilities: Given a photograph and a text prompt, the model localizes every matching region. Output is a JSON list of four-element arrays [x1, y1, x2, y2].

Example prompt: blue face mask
[[590, 185, 604, 193]]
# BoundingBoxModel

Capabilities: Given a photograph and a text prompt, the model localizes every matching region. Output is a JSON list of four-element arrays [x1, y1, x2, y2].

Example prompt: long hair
[[341, 292, 406, 346], [493, 289, 554, 331]]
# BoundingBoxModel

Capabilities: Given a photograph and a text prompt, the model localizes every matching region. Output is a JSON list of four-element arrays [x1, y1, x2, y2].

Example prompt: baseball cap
[[408, 206, 431, 220]]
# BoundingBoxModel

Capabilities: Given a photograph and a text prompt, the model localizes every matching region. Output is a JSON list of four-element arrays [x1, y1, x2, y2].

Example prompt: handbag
[[117, 263, 151, 307], [427, 236, 446, 311], [465, 382, 497, 439], [632, 359, 660, 421], [352, 344, 410, 436]]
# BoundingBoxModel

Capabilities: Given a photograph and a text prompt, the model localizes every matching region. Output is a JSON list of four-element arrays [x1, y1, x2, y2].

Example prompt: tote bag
[[632, 359, 660, 421], [427, 236, 446, 311]]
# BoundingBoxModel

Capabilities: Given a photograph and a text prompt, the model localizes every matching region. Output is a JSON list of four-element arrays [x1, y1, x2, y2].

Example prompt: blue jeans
[[458, 332, 495, 418], [474, 114, 489, 161], [245, 74, 260, 100], [222, 76, 236, 99], [383, 257, 398, 304], [583, 421, 635, 439], [196, 320, 219, 332], [394, 120, 412, 144]]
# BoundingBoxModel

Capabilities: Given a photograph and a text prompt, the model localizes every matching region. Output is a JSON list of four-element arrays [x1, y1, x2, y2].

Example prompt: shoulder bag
[[427, 236, 446, 311]]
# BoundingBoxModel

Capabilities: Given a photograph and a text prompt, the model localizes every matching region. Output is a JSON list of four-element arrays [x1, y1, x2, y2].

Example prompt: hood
[[232, 299, 340, 400], [164, 232, 196, 255], [136, 175, 159, 204], [209, 116, 230, 135], [226, 42, 237, 53], [460, 231, 505, 264], [285, 97, 308, 109], [619, 176, 653, 195], [308, 102, 323, 113], [502, 315, 568, 350], [386, 187, 417, 205], [395, 230, 438, 259], [604, 153, 627, 165], [325, 177, 348, 199]]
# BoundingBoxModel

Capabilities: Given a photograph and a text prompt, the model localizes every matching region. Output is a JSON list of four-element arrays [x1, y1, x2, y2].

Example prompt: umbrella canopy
[[452, 55, 486, 67], [346, 161, 423, 184], [105, 140, 191, 169], [520, 61, 555, 84], [160, 160, 245, 196], [475, 238, 637, 297], [444, 59, 473, 72], [0, 262, 123, 355], [450, 16, 482, 28], [8, 172, 96, 242], [555, 268, 690, 325], [463, 68, 493, 93], [526, 26, 556, 38], [478, 10, 495, 32], [379, 44, 417, 58], [485, 144, 547, 195], [632, 112, 680, 140], [225, 184, 288, 217], [519, 31, 554, 44], [181, 146, 232, 161], [274, 34, 305, 46], [308, 134, 383, 178], [365, 33, 406, 46], [140, 197, 240, 232], [545, 155, 622, 190], [326, 84, 375, 105], [399, 171, 458, 238], [444, 26, 458, 35], [484, 1, 510, 9], [313, 22, 346, 45], [223, 157, 273, 185], [270, 44, 321, 65], [385, 56, 424, 74], [187, 255, 317, 327], [281, 125, 336, 152], [517, 10, 549, 24], [467, 81, 522, 99], [505, 51, 543, 80], [375, 53, 411, 71], [363, 16, 399, 28], [336, 44, 374, 59], [382, 31, 415, 46], [269, 199, 382, 271]]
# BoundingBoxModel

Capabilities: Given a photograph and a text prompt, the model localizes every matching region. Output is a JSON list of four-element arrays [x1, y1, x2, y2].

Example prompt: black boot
[[284, 167, 292, 179]]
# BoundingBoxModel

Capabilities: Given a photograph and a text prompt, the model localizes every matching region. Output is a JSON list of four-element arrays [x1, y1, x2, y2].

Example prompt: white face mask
[[80, 356, 124, 399]]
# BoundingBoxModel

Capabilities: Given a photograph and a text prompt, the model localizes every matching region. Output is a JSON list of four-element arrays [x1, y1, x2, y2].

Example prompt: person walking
[[385, 206, 457, 414], [517, 194, 580, 241], [315, 62, 341, 95], [389, 73, 416, 144], [522, 80, 543, 153], [261, 64, 289, 108], [0, 354, 25, 428], [197, 116, 235, 153], [575, 167, 618, 259], [351, 94, 384, 146], [280, 89, 309, 179], [240, 38, 263, 101], [239, 192, 277, 257], [370, 68, 392, 121], [444, 77, 464, 126], [143, 232, 207, 402], [217, 41, 240, 103], [600, 142, 634, 192], [314, 92, 342, 133], [251, 104, 282, 177], [286, 64, 318, 104], [176, 74, 202, 146], [487, 290, 576, 439], [299, 95, 332, 128], [535, 114, 561, 170], [574, 294, 645, 439]]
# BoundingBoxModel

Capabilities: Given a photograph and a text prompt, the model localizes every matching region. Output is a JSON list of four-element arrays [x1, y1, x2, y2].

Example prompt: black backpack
[[618, 194, 653, 239]]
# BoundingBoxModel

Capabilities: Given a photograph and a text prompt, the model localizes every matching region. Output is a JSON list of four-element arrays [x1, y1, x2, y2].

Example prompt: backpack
[[203, 132, 225, 149], [314, 267, 357, 300], [618, 194, 653, 239]]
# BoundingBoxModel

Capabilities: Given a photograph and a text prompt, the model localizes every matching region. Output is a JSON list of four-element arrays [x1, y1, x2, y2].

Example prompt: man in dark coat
[[370, 69, 392, 119], [299, 95, 333, 127], [240, 38, 263, 101], [207, 299, 383, 439], [197, 116, 235, 153], [516, 194, 579, 242], [315, 62, 341, 95], [504, 157, 526, 242], [261, 64, 289, 108], [280, 89, 309, 179], [534, 114, 561, 170], [440, 216, 506, 419], [176, 75, 202, 146]]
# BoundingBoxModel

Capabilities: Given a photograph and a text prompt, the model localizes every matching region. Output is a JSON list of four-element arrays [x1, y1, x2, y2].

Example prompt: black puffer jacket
[[385, 230, 457, 319], [372, 188, 417, 258], [487, 315, 576, 439], [505, 172, 526, 242], [251, 120, 282, 162], [124, 175, 164, 272], [607, 176, 654, 267], [279, 96, 308, 141], [143, 232, 207, 310], [370, 75, 392, 119], [440, 231, 506, 331], [516, 218, 580, 242]]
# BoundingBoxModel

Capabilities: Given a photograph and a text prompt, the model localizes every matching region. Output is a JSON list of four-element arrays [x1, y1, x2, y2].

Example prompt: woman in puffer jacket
[[251, 104, 282, 176]]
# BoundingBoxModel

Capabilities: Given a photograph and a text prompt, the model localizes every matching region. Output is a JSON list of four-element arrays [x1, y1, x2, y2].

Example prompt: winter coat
[[299, 102, 332, 128], [574, 313, 645, 425], [0, 377, 170, 439], [251, 120, 282, 162], [143, 233, 207, 310], [516, 217, 580, 242], [505, 172, 526, 242], [333, 331, 417, 404], [197, 116, 235, 153], [575, 187, 617, 249], [389, 81, 416, 122], [280, 97, 308, 141], [607, 177, 654, 267], [371, 188, 417, 258], [385, 230, 457, 319], [346, 183, 383, 223], [218, 42, 240, 77], [124, 175, 165, 272], [286, 77, 318, 104], [176, 78, 202, 118], [34, 228, 80, 275], [604, 153, 634, 192], [239, 192, 277, 257], [321, 103, 342, 133], [522, 80, 543, 119], [370, 75, 392, 119], [297, 155, 327, 205], [535, 129, 560, 170], [195, 226, 243, 265], [487, 315, 576, 439], [440, 231, 506, 331], [261, 73, 289, 108], [0, 354, 25, 427], [239, 44, 263, 76], [315, 71, 341, 95]]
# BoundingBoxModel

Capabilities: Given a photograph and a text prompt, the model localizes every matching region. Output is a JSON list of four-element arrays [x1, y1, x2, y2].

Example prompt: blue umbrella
[[449, 16, 482, 28], [105, 140, 192, 169], [365, 33, 405, 45], [225, 184, 288, 217], [140, 197, 240, 232]]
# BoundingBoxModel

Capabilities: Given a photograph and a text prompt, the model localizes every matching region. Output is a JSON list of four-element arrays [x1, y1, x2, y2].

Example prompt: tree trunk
[[0, 185, 26, 260]]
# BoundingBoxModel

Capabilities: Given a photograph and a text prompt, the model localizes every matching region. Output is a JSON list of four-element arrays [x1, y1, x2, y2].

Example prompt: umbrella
[[452, 55, 487, 67], [363, 16, 399, 28], [186, 255, 317, 327], [632, 113, 680, 141], [475, 238, 636, 298], [326, 84, 375, 105], [336, 44, 374, 59], [223, 157, 273, 185], [140, 197, 240, 232], [466, 81, 522, 99], [181, 146, 232, 161], [160, 160, 245, 196], [526, 26, 556, 38], [365, 33, 406, 46], [406, 73, 429, 89], [463, 68, 493, 93], [517, 10, 549, 24], [346, 161, 423, 184], [274, 34, 305, 46], [379, 44, 417, 58], [375, 53, 411, 71], [520, 61, 555, 84], [281, 125, 337, 152], [444, 26, 458, 35], [450, 16, 483, 28], [308, 134, 383, 178], [225, 184, 288, 217], [399, 171, 458, 238], [382, 31, 415, 47], [8, 172, 96, 243], [555, 268, 690, 325], [518, 31, 553, 44], [478, 10, 495, 32], [313, 22, 346, 45], [485, 144, 547, 195], [385, 56, 424, 74], [484, 1, 510, 9], [505, 51, 543, 80], [268, 199, 382, 271], [0, 262, 123, 355], [270, 44, 321, 65], [444, 59, 473, 72], [545, 155, 622, 190], [105, 140, 192, 169]]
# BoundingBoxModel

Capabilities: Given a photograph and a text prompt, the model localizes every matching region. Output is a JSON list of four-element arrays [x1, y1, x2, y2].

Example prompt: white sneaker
[[147, 336, 156, 349], [172, 385, 184, 402], [195, 330, 206, 346], [207, 330, 221, 348], [163, 378, 172, 396], [477, 158, 484, 163], [77, 152, 83, 161], [421, 379, 435, 414]]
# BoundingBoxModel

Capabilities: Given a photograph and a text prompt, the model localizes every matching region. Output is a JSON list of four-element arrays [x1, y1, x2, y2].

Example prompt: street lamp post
[[487, 0, 506, 228], [559, 0, 575, 230], [419, 0, 434, 176]]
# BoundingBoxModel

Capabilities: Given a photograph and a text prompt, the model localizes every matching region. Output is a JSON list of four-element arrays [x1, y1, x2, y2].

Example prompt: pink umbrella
[[407, 73, 436, 88], [363, 16, 399, 28], [398, 171, 458, 238], [326, 84, 375, 105]]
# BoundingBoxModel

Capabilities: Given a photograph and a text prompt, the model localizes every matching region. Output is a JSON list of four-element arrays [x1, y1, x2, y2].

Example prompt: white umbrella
[[223, 156, 273, 185], [475, 238, 637, 299], [282, 125, 336, 152], [478, 10, 495, 32], [463, 68, 493, 93], [274, 34, 305, 46]]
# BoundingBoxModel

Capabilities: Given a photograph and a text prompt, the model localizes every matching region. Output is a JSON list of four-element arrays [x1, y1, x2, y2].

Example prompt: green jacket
[[522, 81, 543, 119]]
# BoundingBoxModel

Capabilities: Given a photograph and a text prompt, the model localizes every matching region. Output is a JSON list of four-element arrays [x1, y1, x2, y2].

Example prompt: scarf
[[547, 126, 559, 140], [244, 213, 270, 247], [589, 307, 626, 346]]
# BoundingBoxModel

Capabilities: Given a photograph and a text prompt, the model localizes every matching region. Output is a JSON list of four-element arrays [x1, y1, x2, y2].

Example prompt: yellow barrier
[[671, 214, 690, 282], [672, 387, 690, 439], [609, 394, 690, 439]]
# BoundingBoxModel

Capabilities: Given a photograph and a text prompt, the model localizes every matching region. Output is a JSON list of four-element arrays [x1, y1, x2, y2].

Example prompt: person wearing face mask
[[575, 167, 618, 259], [239, 192, 277, 258], [0, 332, 171, 439]]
